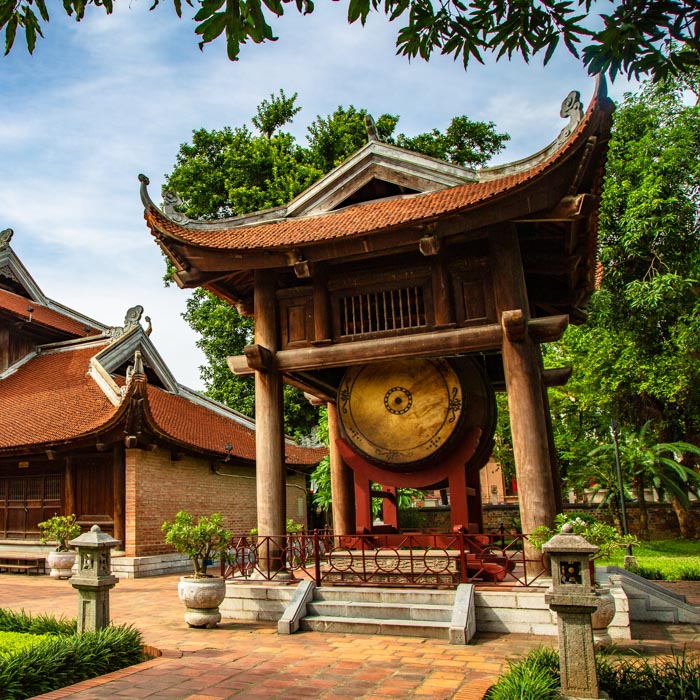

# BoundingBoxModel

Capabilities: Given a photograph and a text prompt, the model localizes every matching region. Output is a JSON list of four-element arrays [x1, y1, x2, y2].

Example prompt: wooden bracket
[[243, 344, 274, 372], [419, 234, 441, 256], [501, 309, 526, 342], [542, 366, 573, 387]]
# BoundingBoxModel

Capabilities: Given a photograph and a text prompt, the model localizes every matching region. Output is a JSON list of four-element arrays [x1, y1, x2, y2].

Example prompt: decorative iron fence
[[220, 531, 547, 587]]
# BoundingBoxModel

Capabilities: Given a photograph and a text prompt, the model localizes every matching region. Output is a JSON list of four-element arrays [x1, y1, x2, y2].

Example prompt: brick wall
[[124, 448, 308, 557], [416, 501, 699, 538]]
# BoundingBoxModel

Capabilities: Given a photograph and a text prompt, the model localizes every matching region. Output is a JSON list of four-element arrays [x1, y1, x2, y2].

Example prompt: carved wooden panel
[[450, 258, 496, 326], [278, 288, 314, 349]]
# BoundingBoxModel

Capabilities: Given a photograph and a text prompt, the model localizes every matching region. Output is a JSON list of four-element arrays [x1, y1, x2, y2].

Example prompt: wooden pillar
[[327, 403, 355, 535], [541, 378, 564, 514], [254, 270, 286, 541], [353, 476, 373, 533], [64, 457, 75, 517], [490, 227, 556, 560], [382, 487, 398, 530], [112, 445, 125, 547]]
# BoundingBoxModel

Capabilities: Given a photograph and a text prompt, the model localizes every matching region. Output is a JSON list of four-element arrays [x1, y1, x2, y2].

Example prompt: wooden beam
[[511, 193, 596, 222], [244, 344, 273, 372], [228, 323, 505, 375], [542, 366, 573, 387], [529, 315, 569, 342]]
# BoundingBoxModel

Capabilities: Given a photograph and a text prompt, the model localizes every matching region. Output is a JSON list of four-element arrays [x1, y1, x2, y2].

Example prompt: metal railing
[[220, 531, 547, 588]]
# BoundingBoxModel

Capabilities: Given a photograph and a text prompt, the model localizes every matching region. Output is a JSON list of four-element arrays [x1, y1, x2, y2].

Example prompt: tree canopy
[[541, 73, 700, 532], [4, 0, 699, 82], [166, 91, 509, 438]]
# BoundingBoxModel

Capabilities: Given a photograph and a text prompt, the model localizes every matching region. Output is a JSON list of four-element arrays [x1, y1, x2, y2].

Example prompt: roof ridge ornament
[[557, 90, 585, 143], [0, 228, 14, 250], [365, 115, 381, 143], [162, 190, 190, 224], [108, 305, 145, 341]]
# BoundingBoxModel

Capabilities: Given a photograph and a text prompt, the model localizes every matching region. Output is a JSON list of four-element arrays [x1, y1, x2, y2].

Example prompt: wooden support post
[[491, 228, 556, 569], [253, 270, 286, 547], [327, 403, 355, 535], [382, 486, 398, 530], [64, 457, 75, 517], [112, 445, 125, 547], [354, 476, 373, 533]]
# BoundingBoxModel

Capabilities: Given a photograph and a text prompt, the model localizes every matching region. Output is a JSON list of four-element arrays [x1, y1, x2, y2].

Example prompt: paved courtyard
[[1, 574, 698, 699]]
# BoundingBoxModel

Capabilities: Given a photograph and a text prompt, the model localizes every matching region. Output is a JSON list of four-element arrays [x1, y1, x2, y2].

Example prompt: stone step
[[300, 614, 450, 639], [314, 586, 455, 606], [307, 599, 453, 622]]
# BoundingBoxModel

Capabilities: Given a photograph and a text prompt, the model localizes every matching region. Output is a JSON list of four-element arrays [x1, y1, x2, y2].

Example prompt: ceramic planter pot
[[48, 551, 76, 579], [592, 588, 616, 647], [178, 576, 226, 628]]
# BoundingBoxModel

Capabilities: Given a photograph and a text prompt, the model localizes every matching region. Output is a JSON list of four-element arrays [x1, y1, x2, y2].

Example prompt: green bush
[[0, 632, 51, 657], [486, 647, 700, 700], [0, 609, 76, 636], [485, 648, 560, 700], [397, 508, 427, 531], [0, 624, 145, 700]]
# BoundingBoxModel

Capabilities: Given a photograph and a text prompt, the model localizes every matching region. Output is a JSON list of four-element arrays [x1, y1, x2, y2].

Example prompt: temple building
[[0, 231, 321, 574], [142, 80, 614, 553]]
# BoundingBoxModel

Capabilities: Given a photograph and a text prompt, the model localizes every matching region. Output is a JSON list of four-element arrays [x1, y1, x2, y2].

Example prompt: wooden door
[[0, 474, 62, 538], [74, 454, 114, 533]]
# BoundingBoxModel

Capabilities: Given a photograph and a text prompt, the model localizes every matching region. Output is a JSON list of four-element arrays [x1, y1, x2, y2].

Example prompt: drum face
[[337, 357, 495, 472]]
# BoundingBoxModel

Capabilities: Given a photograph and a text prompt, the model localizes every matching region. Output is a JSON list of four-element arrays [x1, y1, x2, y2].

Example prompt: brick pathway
[[1, 574, 698, 699]]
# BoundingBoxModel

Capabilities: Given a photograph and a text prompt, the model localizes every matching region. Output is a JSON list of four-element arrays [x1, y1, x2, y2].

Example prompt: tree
[[561, 74, 700, 441], [588, 423, 700, 539], [167, 92, 508, 438], [546, 74, 700, 535], [4, 0, 699, 82]]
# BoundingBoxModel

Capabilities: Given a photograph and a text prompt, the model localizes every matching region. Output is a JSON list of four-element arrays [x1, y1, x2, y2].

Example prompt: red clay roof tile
[[0, 288, 100, 338]]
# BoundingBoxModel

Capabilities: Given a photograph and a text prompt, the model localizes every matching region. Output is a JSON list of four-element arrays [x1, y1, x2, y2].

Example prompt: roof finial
[[108, 305, 145, 341], [162, 190, 189, 224], [0, 229, 13, 250], [365, 114, 381, 142], [557, 90, 584, 143], [133, 350, 145, 377]]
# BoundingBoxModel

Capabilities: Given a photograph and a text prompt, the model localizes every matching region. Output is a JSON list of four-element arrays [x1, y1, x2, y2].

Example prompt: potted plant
[[530, 513, 637, 646], [162, 511, 232, 628], [38, 514, 81, 579]]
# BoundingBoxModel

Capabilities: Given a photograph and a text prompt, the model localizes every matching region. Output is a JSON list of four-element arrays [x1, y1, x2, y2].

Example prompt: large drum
[[337, 356, 496, 472]]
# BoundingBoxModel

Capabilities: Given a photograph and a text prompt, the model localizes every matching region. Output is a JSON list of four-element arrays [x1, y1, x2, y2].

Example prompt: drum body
[[337, 356, 496, 475]]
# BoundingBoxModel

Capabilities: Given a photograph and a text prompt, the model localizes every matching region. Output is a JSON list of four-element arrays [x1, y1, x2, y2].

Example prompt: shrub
[[37, 514, 81, 552], [0, 632, 51, 657], [398, 508, 427, 531], [678, 567, 700, 581], [487, 647, 700, 700], [0, 609, 76, 636], [633, 565, 666, 581], [0, 624, 144, 700], [485, 648, 559, 700]]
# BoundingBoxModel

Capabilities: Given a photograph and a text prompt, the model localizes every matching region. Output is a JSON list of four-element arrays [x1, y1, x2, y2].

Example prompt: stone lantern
[[68, 525, 120, 633], [542, 524, 608, 700]]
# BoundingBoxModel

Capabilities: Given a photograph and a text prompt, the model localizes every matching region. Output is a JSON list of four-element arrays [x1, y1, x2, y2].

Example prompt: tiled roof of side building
[[0, 340, 325, 465], [0, 344, 118, 449], [146, 385, 324, 466], [0, 288, 101, 338]]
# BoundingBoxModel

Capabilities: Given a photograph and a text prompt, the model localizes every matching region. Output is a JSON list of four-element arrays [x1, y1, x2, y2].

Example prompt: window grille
[[45, 475, 61, 501], [339, 286, 426, 337]]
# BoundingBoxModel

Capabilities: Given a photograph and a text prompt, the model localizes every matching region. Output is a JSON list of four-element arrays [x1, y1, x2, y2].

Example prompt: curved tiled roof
[[0, 344, 118, 449], [0, 288, 101, 338], [0, 341, 324, 466], [143, 89, 614, 255], [145, 384, 322, 466]]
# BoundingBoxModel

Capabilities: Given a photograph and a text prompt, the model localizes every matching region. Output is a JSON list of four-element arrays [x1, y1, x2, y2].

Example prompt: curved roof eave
[[141, 78, 613, 261]]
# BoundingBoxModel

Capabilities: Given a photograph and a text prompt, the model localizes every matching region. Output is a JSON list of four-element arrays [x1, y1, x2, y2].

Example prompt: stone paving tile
[[6, 574, 698, 699]]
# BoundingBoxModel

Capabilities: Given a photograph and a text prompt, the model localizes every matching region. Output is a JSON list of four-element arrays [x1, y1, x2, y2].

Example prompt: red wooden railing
[[220, 531, 547, 587]]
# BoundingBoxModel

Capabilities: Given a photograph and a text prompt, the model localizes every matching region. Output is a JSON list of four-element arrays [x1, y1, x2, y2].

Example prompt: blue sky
[[0, 2, 637, 390]]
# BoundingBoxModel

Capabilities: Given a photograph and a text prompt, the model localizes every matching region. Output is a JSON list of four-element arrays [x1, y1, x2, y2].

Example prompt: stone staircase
[[278, 582, 476, 644]]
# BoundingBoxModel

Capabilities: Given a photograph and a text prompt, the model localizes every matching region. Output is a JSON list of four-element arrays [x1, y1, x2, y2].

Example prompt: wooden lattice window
[[338, 286, 426, 337]]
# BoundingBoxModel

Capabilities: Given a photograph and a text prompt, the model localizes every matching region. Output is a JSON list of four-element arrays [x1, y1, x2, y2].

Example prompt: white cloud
[[0, 1, 639, 393]]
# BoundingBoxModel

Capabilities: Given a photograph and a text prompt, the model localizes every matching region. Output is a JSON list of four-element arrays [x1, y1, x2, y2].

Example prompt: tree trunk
[[635, 475, 650, 541], [671, 494, 694, 539]]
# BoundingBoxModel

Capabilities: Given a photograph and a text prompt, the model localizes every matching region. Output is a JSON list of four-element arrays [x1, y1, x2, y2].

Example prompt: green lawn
[[602, 539, 700, 580]]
